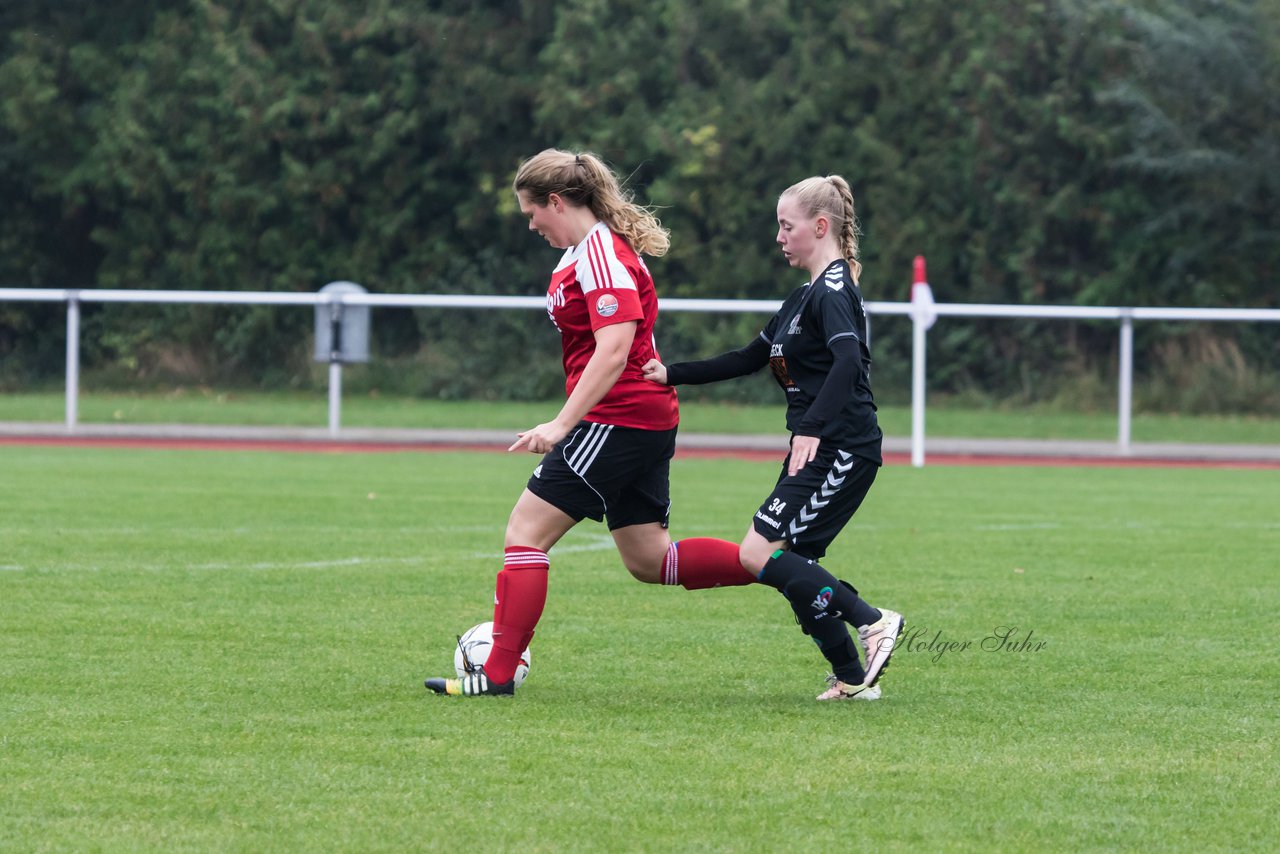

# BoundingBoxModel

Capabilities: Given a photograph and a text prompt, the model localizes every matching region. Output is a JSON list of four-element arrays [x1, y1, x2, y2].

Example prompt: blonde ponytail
[[514, 149, 670, 257], [780, 175, 862, 283]]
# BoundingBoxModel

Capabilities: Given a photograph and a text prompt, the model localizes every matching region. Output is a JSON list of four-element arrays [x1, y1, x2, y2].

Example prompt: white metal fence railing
[[2, 287, 1278, 467]]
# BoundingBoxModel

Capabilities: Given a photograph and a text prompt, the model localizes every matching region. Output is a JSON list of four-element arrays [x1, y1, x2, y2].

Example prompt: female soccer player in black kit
[[644, 175, 904, 701]]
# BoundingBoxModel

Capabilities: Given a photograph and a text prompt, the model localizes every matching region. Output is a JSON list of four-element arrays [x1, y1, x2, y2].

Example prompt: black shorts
[[750, 445, 879, 560], [526, 421, 677, 530]]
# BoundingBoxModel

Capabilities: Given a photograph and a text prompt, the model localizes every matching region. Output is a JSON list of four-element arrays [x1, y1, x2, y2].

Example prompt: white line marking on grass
[[0, 565, 23, 571], [466, 533, 618, 560], [974, 522, 1062, 531], [187, 556, 425, 571], [553, 536, 621, 555], [0, 524, 507, 538]]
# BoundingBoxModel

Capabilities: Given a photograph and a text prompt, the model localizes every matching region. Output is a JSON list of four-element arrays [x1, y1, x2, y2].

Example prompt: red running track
[[3, 434, 1277, 470]]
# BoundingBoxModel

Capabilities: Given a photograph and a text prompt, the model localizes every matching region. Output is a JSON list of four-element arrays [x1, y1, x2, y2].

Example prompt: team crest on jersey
[[545, 284, 567, 330], [595, 293, 619, 317]]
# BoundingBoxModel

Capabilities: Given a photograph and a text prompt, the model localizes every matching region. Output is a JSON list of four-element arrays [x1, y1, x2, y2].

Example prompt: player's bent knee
[[617, 545, 664, 584], [738, 537, 778, 576], [610, 523, 669, 585], [624, 560, 662, 584], [504, 490, 578, 552]]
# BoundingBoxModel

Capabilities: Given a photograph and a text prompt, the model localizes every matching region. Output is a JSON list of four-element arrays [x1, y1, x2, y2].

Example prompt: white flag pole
[[910, 256, 935, 468]]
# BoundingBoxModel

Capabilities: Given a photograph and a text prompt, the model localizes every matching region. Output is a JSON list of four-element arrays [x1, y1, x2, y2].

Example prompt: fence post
[[328, 299, 343, 436], [1118, 311, 1134, 455], [909, 257, 936, 468], [65, 291, 80, 431], [911, 314, 926, 467]]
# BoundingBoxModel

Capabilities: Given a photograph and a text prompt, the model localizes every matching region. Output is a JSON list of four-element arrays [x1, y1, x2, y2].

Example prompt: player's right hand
[[641, 359, 668, 385], [509, 421, 570, 455]]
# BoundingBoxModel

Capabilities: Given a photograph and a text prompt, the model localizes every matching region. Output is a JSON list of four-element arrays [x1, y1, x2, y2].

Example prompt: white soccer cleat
[[858, 608, 904, 688], [816, 675, 881, 702]]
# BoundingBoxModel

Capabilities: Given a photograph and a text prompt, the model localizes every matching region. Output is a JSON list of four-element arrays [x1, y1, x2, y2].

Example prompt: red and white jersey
[[545, 222, 678, 430]]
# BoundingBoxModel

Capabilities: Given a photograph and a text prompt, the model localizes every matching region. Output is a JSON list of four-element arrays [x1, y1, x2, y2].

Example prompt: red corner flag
[[911, 255, 937, 330]]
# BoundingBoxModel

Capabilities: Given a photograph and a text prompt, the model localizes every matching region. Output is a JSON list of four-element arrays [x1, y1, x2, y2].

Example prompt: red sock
[[663, 537, 757, 589], [486, 546, 550, 684]]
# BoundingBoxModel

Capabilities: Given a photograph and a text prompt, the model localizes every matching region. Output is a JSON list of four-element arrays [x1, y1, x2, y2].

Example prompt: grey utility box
[[314, 281, 370, 363]]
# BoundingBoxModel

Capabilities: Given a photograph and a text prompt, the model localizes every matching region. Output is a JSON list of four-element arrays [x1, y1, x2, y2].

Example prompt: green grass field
[[2, 446, 1277, 851], [2, 389, 1279, 444]]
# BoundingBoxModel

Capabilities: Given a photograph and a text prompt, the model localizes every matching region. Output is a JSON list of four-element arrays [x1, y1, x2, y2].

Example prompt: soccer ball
[[454, 621, 531, 687]]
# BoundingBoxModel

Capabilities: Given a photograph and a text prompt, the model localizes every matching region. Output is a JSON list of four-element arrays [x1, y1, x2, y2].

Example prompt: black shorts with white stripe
[[525, 420, 677, 530], [750, 445, 879, 560]]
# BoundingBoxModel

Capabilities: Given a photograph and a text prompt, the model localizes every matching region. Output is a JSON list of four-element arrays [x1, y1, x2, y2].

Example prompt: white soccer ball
[[454, 621, 531, 687]]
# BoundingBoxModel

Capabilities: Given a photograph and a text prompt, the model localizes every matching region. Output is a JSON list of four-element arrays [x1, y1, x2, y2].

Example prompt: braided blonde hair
[[779, 175, 862, 283], [514, 149, 670, 257]]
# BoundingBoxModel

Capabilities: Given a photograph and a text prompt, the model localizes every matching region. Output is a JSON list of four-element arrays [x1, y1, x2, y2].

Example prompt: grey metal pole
[[65, 292, 80, 431], [1118, 312, 1134, 455], [328, 299, 343, 436], [328, 362, 342, 436], [911, 313, 926, 468]]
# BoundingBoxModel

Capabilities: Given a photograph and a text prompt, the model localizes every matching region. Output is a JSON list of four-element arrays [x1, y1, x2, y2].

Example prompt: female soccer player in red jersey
[[426, 149, 754, 697], [643, 175, 904, 701]]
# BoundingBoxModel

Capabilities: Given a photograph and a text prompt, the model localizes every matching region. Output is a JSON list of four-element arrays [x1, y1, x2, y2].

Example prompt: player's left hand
[[788, 435, 820, 477], [640, 359, 668, 385], [509, 422, 570, 455]]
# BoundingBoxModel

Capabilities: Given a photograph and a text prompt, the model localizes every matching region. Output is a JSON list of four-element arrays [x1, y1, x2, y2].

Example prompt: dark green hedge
[[2, 0, 1276, 409]]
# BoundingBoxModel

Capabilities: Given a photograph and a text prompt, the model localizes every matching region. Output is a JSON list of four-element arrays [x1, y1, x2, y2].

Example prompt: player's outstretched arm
[[657, 337, 770, 387], [641, 359, 668, 385]]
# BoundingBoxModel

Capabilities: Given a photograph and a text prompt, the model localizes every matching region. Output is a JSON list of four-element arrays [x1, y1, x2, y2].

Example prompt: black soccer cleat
[[424, 667, 515, 697]]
